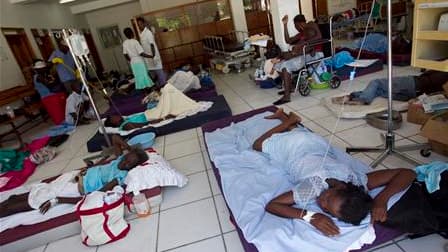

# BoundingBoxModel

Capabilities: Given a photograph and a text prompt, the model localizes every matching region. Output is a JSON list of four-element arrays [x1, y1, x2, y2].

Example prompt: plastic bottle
[[132, 191, 151, 217], [5, 106, 14, 119]]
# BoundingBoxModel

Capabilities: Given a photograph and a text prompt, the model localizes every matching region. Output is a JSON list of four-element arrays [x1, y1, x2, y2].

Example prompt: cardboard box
[[407, 99, 433, 125], [420, 111, 448, 156]]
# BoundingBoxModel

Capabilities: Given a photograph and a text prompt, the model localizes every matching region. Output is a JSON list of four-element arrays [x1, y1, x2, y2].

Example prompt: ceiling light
[[59, 0, 76, 3]]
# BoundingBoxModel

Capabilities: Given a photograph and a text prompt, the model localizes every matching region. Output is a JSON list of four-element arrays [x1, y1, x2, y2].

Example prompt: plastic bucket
[[127, 132, 156, 149], [41, 93, 67, 125]]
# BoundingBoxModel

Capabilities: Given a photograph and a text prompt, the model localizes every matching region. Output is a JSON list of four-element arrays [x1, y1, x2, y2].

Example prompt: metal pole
[[62, 29, 112, 147], [386, 0, 393, 137]]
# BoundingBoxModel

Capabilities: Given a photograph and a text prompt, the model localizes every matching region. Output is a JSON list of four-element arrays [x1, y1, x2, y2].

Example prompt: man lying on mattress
[[253, 109, 416, 237], [104, 83, 209, 130], [0, 136, 148, 218]]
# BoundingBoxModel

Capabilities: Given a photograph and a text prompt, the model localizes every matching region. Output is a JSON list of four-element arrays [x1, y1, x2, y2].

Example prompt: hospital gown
[[262, 128, 368, 208]]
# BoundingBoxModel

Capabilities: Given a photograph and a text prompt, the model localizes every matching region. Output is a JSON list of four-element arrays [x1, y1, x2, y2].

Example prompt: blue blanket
[[205, 112, 405, 252]]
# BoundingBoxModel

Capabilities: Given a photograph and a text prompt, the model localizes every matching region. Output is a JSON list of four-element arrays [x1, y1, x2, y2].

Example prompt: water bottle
[[5, 106, 14, 119], [132, 191, 151, 217]]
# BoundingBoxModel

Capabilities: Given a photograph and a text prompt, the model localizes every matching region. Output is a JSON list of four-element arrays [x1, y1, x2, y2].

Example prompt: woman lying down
[[104, 83, 212, 131], [0, 136, 148, 218], [254, 109, 415, 237]]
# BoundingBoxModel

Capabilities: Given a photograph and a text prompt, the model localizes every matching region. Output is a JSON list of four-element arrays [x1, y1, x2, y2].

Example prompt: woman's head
[[118, 148, 148, 171], [265, 44, 281, 59], [317, 182, 373, 225], [105, 115, 124, 128], [123, 28, 134, 39]]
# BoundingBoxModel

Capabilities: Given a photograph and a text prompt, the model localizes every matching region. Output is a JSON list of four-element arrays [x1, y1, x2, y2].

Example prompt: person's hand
[[80, 167, 88, 176], [282, 15, 288, 25], [112, 135, 130, 151], [39, 200, 52, 214], [371, 198, 387, 223], [309, 213, 340, 236]]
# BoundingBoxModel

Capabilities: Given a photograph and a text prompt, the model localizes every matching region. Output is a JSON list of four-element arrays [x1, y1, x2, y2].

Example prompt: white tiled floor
[[6, 66, 447, 252]]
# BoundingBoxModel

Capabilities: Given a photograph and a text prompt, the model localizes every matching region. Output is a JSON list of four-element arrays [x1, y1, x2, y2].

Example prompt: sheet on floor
[[322, 96, 408, 119], [204, 112, 406, 252]]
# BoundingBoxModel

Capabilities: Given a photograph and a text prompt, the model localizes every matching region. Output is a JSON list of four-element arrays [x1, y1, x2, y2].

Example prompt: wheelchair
[[291, 20, 342, 96]]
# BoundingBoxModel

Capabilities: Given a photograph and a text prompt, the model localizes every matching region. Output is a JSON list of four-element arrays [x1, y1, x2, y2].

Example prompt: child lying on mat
[[0, 136, 148, 218], [254, 109, 416, 236], [332, 71, 448, 105], [105, 113, 175, 131]]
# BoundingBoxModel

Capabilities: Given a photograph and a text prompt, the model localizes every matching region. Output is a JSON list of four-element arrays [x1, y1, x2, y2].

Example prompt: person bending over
[[65, 81, 95, 125], [105, 113, 175, 131], [0, 136, 148, 218], [272, 14, 322, 105], [254, 109, 416, 236], [332, 70, 448, 105]]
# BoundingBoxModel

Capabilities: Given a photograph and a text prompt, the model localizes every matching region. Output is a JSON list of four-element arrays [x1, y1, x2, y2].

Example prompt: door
[[83, 30, 104, 73], [312, 0, 328, 18], [31, 28, 55, 61], [2, 28, 36, 85]]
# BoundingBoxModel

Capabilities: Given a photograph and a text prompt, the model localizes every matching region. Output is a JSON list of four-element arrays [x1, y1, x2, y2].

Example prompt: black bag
[[382, 171, 448, 238]]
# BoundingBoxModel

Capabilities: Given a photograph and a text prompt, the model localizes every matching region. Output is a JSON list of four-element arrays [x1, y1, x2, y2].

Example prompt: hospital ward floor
[[19, 66, 448, 252]]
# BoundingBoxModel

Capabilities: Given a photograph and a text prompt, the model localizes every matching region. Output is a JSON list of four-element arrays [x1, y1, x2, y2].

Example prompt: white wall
[[84, 1, 142, 72], [327, 0, 356, 15], [0, 1, 88, 91]]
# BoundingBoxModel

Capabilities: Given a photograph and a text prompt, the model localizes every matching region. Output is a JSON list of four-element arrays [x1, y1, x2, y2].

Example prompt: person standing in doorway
[[122, 27, 154, 91], [48, 40, 78, 93], [136, 17, 167, 86]]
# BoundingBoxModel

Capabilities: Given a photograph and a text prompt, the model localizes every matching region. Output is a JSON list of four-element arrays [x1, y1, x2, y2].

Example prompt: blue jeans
[[350, 76, 416, 104], [150, 69, 167, 86]]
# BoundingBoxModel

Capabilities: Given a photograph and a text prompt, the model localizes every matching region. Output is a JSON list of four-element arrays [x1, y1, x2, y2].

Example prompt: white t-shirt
[[140, 27, 163, 70], [65, 92, 88, 125], [167, 71, 201, 93], [122, 39, 145, 64]]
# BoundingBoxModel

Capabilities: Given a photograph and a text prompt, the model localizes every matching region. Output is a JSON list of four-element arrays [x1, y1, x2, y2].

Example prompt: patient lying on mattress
[[0, 136, 148, 218], [104, 83, 211, 131], [254, 109, 416, 237]]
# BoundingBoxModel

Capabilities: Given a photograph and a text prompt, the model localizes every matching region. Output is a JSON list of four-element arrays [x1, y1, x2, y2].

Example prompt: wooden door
[[83, 30, 104, 73], [312, 0, 328, 18], [2, 28, 36, 85], [31, 28, 55, 61]]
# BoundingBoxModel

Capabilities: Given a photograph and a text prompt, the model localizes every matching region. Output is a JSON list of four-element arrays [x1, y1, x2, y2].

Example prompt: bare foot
[[265, 108, 284, 120], [331, 95, 350, 105], [287, 112, 301, 124]]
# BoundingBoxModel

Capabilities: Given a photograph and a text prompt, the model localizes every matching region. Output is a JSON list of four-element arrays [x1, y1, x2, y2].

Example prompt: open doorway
[[31, 28, 55, 61], [83, 29, 104, 74], [1, 28, 36, 85]]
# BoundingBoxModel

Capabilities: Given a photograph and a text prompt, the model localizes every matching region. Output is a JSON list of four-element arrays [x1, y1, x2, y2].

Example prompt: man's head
[[104, 115, 124, 128], [118, 148, 149, 170], [123, 28, 134, 39], [317, 182, 373, 225], [136, 17, 146, 31], [71, 81, 82, 94], [293, 14, 307, 32]]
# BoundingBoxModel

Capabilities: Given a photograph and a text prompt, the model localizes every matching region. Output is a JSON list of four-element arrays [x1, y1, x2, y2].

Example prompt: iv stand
[[345, 0, 431, 168], [62, 29, 112, 147]]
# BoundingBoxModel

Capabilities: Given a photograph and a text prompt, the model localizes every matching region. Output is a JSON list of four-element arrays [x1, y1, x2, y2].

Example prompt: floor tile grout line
[[155, 203, 161, 252], [160, 233, 223, 252], [159, 195, 214, 213]]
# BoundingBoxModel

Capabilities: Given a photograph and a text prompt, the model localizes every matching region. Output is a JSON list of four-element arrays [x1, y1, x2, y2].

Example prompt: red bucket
[[41, 93, 66, 125]]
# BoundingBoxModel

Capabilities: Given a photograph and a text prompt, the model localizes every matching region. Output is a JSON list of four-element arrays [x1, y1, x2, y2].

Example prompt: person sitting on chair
[[254, 109, 416, 236], [332, 70, 448, 105], [272, 14, 323, 105], [32, 60, 64, 98], [65, 82, 95, 125], [0, 136, 148, 218]]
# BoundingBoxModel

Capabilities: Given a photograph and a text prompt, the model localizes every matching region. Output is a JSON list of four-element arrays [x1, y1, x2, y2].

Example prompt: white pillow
[[125, 150, 188, 193]]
